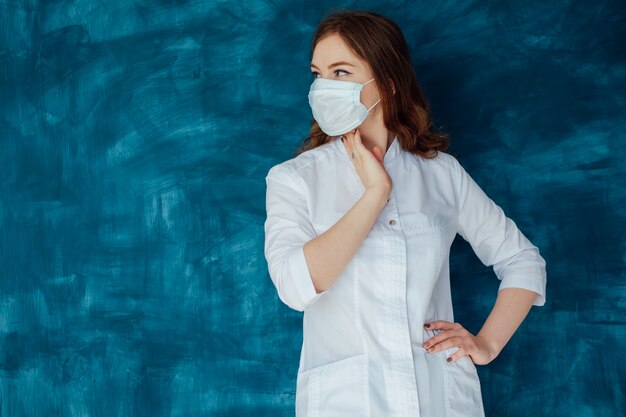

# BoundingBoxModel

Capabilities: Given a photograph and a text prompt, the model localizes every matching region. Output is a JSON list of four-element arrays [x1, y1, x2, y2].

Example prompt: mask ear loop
[[366, 98, 381, 112], [362, 78, 381, 112]]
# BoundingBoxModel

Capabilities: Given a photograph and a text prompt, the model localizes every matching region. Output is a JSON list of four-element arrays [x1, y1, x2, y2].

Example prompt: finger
[[354, 131, 376, 162], [350, 133, 361, 161], [446, 346, 466, 363], [341, 134, 354, 157], [346, 130, 355, 144], [371, 146, 384, 164], [348, 134, 358, 160], [343, 132, 354, 154], [353, 129, 365, 152], [423, 333, 459, 352], [424, 320, 456, 331]]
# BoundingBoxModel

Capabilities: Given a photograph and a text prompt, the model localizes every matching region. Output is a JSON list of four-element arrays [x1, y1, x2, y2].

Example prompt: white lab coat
[[263, 134, 547, 417]]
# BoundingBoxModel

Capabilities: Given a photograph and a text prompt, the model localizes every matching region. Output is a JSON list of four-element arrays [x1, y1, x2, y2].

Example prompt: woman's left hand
[[422, 320, 497, 365]]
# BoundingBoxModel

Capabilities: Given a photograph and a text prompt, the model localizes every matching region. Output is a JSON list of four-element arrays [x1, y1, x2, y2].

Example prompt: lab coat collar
[[333, 133, 401, 163]]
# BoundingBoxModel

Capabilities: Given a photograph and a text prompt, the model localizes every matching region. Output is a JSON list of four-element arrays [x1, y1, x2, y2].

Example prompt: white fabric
[[264, 134, 547, 417]]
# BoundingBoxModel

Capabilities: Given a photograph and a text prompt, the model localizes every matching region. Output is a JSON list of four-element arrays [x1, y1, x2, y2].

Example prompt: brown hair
[[294, 9, 450, 159]]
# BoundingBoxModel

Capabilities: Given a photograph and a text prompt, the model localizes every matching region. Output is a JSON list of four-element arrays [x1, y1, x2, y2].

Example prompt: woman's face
[[310, 34, 382, 120]]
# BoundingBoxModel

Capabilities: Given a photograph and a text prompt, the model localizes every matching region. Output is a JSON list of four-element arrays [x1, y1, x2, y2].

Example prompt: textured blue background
[[1, 1, 624, 416]]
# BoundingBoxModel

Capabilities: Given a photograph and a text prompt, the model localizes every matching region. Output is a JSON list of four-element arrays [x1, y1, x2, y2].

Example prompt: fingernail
[[447, 357, 452, 362], [424, 323, 430, 328], [341, 136, 344, 142], [423, 343, 429, 349]]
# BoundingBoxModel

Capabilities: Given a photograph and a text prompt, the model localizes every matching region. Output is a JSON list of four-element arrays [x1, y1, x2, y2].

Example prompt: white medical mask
[[308, 77, 382, 136]]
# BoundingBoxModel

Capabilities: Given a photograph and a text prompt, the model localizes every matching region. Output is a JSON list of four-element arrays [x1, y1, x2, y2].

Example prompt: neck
[[357, 127, 395, 157]]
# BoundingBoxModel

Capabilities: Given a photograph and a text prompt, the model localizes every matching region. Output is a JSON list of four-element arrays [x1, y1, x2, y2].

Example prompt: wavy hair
[[294, 9, 450, 159]]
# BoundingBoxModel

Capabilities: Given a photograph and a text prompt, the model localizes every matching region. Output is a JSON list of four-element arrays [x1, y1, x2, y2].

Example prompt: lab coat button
[[389, 219, 396, 225]]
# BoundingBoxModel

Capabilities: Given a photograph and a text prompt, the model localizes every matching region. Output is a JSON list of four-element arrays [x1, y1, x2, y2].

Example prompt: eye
[[311, 69, 350, 79]]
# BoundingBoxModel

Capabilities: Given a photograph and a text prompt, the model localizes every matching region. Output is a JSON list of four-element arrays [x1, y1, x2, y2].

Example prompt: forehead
[[311, 34, 368, 70]]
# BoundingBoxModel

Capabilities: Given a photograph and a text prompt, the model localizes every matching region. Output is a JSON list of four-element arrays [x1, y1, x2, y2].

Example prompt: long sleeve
[[451, 157, 547, 306], [264, 164, 326, 312]]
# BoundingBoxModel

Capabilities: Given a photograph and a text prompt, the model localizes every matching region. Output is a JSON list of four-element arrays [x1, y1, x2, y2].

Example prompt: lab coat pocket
[[295, 352, 370, 417], [441, 346, 485, 417], [427, 329, 485, 417]]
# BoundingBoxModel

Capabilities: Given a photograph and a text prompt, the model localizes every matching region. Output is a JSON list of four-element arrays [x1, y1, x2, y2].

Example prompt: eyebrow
[[310, 61, 355, 70]]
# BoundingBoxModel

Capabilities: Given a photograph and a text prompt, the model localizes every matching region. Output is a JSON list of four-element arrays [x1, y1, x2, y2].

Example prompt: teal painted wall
[[0, 1, 623, 416]]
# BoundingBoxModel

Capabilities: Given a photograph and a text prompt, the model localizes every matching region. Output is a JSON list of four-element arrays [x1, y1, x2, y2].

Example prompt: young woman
[[264, 10, 547, 417]]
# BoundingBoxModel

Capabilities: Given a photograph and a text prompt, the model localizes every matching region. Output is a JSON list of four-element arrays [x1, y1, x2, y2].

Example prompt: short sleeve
[[264, 164, 326, 312], [451, 157, 547, 306]]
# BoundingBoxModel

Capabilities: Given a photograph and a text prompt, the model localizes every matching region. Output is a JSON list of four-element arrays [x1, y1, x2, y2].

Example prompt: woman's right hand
[[341, 129, 393, 197]]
